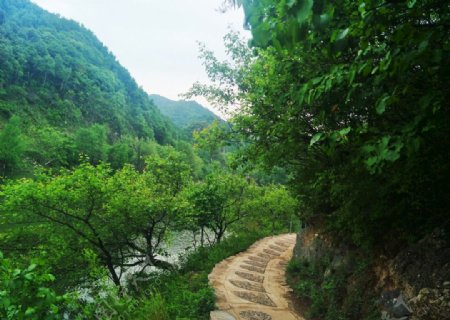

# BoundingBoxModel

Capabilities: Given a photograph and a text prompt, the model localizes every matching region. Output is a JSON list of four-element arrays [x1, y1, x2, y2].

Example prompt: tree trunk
[[201, 228, 204, 247], [216, 228, 225, 244], [105, 257, 121, 288]]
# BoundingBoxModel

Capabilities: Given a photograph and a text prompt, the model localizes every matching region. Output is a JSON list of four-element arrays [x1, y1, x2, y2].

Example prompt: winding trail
[[209, 234, 304, 320]]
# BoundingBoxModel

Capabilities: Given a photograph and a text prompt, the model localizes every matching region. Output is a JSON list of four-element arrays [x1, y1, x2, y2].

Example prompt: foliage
[[195, 1, 450, 248], [193, 120, 229, 164], [74, 124, 108, 165], [0, 116, 25, 178], [0, 0, 178, 177], [134, 232, 266, 320], [0, 148, 193, 287], [286, 255, 379, 320], [184, 30, 253, 112], [0, 252, 68, 320], [1, 163, 128, 286], [184, 169, 256, 244], [25, 126, 74, 169], [244, 185, 299, 233]]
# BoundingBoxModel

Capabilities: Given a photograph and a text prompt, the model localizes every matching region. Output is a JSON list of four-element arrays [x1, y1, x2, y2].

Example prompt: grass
[[286, 255, 380, 320]]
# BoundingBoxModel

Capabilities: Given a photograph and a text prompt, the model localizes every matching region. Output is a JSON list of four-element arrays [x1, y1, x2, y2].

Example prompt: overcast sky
[[31, 0, 248, 116]]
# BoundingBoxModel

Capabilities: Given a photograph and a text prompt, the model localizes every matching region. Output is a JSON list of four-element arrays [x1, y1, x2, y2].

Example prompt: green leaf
[[1, 295, 11, 307], [358, 2, 366, 16], [336, 28, 349, 41], [407, 0, 417, 8], [287, 0, 297, 8], [366, 156, 378, 167], [27, 264, 37, 272], [381, 136, 390, 147], [24, 272, 34, 281], [311, 77, 322, 85], [25, 307, 36, 315], [349, 67, 356, 84], [296, 0, 313, 24], [376, 96, 389, 115], [339, 127, 351, 136], [310, 133, 323, 146], [385, 150, 400, 162], [418, 39, 429, 52]]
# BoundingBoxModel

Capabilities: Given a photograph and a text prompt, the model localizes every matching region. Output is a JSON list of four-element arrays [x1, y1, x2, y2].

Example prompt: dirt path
[[209, 234, 304, 320]]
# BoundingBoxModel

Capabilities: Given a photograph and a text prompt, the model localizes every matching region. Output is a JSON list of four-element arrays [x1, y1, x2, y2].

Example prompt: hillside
[[150, 94, 221, 130], [0, 1, 448, 319], [0, 0, 175, 144]]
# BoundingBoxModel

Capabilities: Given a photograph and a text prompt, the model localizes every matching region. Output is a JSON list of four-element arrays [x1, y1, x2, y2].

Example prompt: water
[[120, 229, 216, 282]]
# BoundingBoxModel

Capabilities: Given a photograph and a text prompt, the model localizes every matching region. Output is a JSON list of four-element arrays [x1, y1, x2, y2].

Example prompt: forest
[[0, 0, 449, 319]]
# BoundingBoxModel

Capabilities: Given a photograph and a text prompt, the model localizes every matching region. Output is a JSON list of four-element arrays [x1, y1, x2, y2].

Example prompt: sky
[[30, 0, 249, 116]]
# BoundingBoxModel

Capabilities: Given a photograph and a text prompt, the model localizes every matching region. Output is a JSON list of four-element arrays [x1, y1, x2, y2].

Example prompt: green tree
[[26, 126, 75, 168], [74, 124, 108, 165], [186, 170, 252, 244], [174, 141, 204, 178], [0, 116, 26, 178], [193, 120, 228, 163], [106, 148, 192, 270], [0, 159, 194, 287], [0, 252, 68, 320], [192, 1, 450, 246], [249, 185, 298, 233], [108, 139, 134, 170], [0, 0, 177, 158]]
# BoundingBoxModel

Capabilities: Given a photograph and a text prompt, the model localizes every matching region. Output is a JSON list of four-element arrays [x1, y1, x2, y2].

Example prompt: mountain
[[150, 94, 221, 131], [0, 0, 175, 144]]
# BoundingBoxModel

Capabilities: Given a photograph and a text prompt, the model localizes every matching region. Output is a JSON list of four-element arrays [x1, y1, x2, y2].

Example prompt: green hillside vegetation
[[0, 0, 178, 177], [150, 94, 221, 135], [187, 1, 450, 318], [190, 2, 450, 249], [0, 1, 298, 319], [0, 0, 448, 319]]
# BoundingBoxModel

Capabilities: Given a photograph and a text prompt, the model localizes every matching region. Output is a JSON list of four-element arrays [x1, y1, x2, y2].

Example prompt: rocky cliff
[[290, 227, 450, 319]]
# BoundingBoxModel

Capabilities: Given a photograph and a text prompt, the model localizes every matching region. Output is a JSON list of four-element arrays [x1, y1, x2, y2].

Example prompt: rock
[[392, 294, 413, 317], [409, 287, 450, 320], [210, 311, 236, 320], [381, 311, 409, 320], [380, 289, 401, 308], [380, 290, 413, 319], [239, 310, 272, 320], [294, 227, 328, 263]]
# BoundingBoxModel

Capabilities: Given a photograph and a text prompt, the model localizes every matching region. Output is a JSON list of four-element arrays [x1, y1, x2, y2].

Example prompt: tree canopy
[[192, 0, 450, 247], [0, 0, 178, 178]]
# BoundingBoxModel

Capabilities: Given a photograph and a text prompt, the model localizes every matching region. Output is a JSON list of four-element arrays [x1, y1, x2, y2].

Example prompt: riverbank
[[120, 231, 272, 319]]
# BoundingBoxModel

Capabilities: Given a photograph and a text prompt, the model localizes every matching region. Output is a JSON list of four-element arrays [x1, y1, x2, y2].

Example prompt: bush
[[133, 232, 267, 320], [131, 293, 169, 320], [0, 232, 268, 319], [0, 252, 68, 320], [286, 254, 379, 320]]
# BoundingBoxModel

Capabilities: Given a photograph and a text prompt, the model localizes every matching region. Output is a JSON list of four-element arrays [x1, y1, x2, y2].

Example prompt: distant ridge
[[149, 94, 222, 130]]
